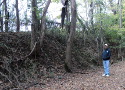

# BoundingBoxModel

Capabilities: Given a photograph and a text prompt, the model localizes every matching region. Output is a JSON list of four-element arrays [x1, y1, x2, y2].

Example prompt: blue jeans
[[103, 60, 110, 75]]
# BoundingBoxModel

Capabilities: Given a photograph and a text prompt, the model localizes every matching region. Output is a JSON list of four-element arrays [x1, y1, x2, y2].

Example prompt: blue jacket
[[102, 48, 111, 60]]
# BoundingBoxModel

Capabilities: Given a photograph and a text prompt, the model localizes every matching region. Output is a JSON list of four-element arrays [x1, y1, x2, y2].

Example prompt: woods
[[0, 0, 125, 89]]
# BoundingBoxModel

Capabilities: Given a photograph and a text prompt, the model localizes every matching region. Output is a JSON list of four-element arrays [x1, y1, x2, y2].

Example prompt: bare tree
[[31, 0, 39, 50], [4, 0, 9, 32], [118, 0, 122, 58], [90, 0, 94, 33], [40, 0, 51, 47], [31, 0, 51, 55], [15, 0, 20, 32], [119, 0, 122, 28], [0, 0, 3, 32], [65, 0, 76, 72], [61, 0, 70, 32]]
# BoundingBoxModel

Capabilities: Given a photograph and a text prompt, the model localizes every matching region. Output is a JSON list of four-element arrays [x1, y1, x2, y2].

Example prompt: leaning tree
[[31, 0, 51, 55], [61, 0, 77, 72]]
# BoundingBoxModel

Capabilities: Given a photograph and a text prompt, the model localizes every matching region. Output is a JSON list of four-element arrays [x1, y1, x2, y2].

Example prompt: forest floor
[[29, 60, 125, 90]]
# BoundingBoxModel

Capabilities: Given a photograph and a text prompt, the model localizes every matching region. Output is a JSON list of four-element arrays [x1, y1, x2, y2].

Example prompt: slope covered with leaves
[[0, 32, 99, 89]]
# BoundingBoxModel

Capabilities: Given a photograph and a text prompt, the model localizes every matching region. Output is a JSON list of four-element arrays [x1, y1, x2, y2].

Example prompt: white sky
[[48, 2, 63, 22]]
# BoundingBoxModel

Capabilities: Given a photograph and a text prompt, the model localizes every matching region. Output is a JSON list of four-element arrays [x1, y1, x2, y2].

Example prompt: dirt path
[[29, 61, 125, 90]]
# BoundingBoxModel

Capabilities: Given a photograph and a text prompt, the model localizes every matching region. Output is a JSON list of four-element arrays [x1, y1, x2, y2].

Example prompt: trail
[[29, 61, 125, 90]]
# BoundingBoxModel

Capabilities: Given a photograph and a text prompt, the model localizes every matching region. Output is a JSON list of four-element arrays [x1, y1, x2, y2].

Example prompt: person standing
[[102, 44, 111, 77]]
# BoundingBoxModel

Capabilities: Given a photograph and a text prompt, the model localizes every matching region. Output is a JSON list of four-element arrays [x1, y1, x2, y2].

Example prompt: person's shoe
[[102, 74, 106, 76], [106, 74, 109, 77]]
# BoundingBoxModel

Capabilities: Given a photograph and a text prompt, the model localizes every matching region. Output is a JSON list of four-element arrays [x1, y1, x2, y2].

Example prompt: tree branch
[[0, 0, 5, 6], [41, 0, 51, 20]]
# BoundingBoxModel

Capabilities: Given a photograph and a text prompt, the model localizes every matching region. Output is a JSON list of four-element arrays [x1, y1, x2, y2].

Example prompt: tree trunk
[[31, 0, 43, 56], [65, 0, 76, 72], [31, 0, 39, 51], [15, 0, 20, 32], [31, 0, 51, 55], [90, 0, 94, 33], [100, 6, 104, 65], [0, 11, 1, 32], [118, 0, 122, 58], [4, 0, 8, 32], [119, 0, 122, 28], [66, 1, 70, 34], [0, 1, 3, 32], [40, 0, 51, 47]]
